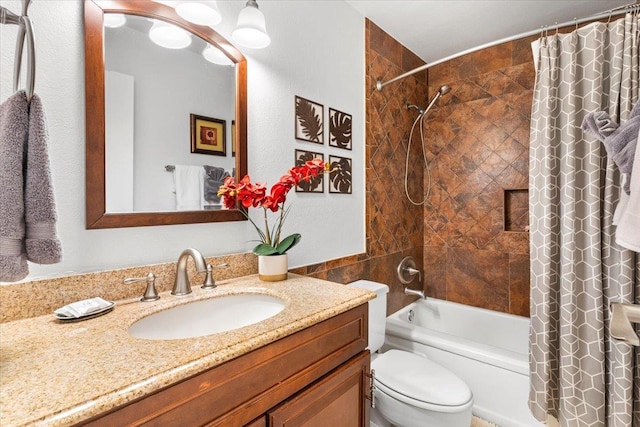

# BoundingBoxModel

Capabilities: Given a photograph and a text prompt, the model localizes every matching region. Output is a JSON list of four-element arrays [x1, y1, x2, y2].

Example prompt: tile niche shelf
[[503, 188, 529, 232]]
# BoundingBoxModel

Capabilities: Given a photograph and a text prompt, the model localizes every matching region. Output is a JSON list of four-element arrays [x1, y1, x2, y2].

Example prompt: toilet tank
[[348, 280, 389, 352]]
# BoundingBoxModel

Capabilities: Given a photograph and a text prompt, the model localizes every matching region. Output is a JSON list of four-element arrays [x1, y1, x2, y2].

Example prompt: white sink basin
[[128, 293, 286, 340]]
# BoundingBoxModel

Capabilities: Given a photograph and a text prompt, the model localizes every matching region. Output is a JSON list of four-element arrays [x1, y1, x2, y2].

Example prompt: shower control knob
[[397, 256, 422, 284]]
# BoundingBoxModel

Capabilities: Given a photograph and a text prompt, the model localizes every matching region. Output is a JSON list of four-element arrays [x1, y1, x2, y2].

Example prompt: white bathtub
[[382, 298, 544, 427]]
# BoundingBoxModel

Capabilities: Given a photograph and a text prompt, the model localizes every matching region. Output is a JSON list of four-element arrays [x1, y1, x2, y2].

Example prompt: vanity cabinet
[[268, 351, 370, 426], [80, 304, 369, 427]]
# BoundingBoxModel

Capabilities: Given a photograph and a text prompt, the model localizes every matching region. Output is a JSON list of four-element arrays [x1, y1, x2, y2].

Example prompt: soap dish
[[54, 299, 115, 322]]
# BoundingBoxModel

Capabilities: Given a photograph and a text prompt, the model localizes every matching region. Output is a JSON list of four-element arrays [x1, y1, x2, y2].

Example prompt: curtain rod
[[376, 1, 639, 91]]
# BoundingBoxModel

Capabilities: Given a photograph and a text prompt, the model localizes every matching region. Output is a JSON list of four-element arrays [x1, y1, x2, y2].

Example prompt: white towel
[[173, 165, 205, 211], [615, 126, 640, 252]]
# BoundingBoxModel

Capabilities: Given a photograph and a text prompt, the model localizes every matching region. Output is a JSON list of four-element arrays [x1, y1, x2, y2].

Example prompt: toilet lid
[[372, 350, 472, 408]]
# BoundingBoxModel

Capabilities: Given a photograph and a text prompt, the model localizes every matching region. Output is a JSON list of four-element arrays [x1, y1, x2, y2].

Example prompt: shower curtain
[[529, 13, 640, 427]]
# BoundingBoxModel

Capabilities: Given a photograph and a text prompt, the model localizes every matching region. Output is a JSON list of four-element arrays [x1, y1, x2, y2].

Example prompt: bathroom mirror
[[84, 0, 247, 228]]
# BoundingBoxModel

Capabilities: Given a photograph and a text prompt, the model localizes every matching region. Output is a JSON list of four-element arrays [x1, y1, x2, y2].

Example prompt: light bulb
[[148, 21, 192, 49], [202, 45, 234, 66], [175, 1, 222, 26], [232, 0, 270, 49], [104, 13, 126, 28]]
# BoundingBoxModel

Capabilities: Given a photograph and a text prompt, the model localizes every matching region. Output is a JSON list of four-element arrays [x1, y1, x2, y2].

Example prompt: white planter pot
[[258, 254, 288, 282]]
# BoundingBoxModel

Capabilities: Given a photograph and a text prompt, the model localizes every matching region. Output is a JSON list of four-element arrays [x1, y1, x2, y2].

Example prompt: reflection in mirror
[[104, 14, 236, 213], [85, 0, 247, 228]]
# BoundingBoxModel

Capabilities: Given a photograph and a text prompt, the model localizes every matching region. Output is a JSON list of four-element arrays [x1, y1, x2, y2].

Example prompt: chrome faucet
[[404, 287, 426, 299], [172, 248, 207, 296]]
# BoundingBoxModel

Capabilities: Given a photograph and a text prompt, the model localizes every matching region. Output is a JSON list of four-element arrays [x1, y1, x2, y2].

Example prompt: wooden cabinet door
[[268, 351, 370, 427], [244, 416, 267, 427]]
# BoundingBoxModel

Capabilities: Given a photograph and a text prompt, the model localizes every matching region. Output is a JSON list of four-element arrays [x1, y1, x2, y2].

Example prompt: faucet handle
[[397, 256, 422, 284], [201, 263, 229, 290], [124, 272, 160, 302]]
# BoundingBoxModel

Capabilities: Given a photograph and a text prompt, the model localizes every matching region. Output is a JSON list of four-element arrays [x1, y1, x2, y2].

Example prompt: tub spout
[[404, 287, 426, 299]]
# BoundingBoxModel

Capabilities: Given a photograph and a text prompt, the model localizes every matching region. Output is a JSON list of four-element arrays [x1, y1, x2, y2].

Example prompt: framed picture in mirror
[[191, 114, 226, 156]]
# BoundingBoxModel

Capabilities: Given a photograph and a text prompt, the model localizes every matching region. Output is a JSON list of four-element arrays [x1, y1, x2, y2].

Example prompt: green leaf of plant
[[253, 243, 279, 256], [276, 233, 301, 254]]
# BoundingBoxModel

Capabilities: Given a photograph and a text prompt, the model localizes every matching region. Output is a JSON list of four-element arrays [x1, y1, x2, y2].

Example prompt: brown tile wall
[[424, 38, 534, 317]]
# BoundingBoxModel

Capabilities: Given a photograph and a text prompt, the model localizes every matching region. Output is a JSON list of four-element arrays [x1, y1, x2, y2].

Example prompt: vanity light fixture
[[231, 0, 271, 49], [202, 45, 234, 66], [152, 0, 271, 49], [103, 13, 126, 28], [148, 20, 192, 49], [175, 1, 222, 27]]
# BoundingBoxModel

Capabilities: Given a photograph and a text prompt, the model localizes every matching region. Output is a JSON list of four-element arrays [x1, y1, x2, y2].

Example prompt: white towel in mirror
[[173, 165, 205, 211]]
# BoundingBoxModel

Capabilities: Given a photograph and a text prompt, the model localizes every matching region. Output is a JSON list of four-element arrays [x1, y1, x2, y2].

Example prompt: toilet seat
[[372, 350, 473, 411]]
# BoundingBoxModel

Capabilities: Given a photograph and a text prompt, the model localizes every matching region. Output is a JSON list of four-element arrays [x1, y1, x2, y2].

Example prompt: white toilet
[[349, 280, 473, 427]]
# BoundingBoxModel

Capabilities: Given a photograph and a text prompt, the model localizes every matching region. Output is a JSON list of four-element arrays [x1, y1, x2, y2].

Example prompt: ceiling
[[345, 0, 631, 64]]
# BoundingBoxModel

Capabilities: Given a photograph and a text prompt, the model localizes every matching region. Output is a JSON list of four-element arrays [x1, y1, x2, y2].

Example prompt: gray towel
[[203, 166, 230, 204], [582, 101, 640, 194], [581, 110, 619, 140], [603, 116, 639, 194], [0, 91, 29, 282], [24, 94, 62, 264]]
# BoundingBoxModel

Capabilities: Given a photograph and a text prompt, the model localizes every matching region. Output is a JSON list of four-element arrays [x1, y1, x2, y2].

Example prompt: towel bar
[[611, 302, 640, 346]]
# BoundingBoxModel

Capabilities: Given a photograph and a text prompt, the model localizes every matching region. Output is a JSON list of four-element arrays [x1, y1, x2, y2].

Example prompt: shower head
[[421, 85, 451, 117], [439, 85, 451, 95]]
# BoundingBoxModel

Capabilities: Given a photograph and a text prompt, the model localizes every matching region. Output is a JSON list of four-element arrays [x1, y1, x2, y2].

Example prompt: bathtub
[[382, 298, 544, 427]]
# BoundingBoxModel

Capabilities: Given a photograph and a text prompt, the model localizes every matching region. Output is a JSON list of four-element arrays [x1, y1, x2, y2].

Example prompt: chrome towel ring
[[1, 0, 36, 101]]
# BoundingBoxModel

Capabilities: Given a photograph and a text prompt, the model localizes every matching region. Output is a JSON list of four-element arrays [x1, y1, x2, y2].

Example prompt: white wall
[[105, 70, 134, 212], [0, 0, 365, 281]]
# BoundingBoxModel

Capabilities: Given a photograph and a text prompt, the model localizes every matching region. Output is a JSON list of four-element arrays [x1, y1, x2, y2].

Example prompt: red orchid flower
[[217, 159, 325, 255]]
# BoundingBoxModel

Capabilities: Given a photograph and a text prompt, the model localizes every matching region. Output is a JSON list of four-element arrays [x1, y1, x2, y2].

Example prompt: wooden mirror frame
[[84, 0, 247, 229]]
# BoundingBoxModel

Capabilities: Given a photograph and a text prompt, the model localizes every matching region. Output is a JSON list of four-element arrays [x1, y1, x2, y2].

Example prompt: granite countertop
[[0, 274, 373, 427]]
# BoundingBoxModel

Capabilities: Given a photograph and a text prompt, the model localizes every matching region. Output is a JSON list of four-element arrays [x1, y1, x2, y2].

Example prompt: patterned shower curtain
[[529, 13, 640, 427]]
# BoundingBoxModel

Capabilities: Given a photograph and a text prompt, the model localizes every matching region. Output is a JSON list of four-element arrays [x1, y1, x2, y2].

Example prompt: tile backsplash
[[0, 252, 257, 322]]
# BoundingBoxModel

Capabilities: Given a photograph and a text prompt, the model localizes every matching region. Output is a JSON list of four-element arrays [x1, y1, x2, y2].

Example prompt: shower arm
[[421, 91, 442, 117], [610, 302, 640, 346]]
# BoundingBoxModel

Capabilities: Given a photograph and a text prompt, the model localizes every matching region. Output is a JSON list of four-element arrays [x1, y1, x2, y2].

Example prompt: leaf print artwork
[[295, 96, 324, 144], [329, 108, 352, 150], [329, 156, 352, 194], [295, 150, 324, 193]]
